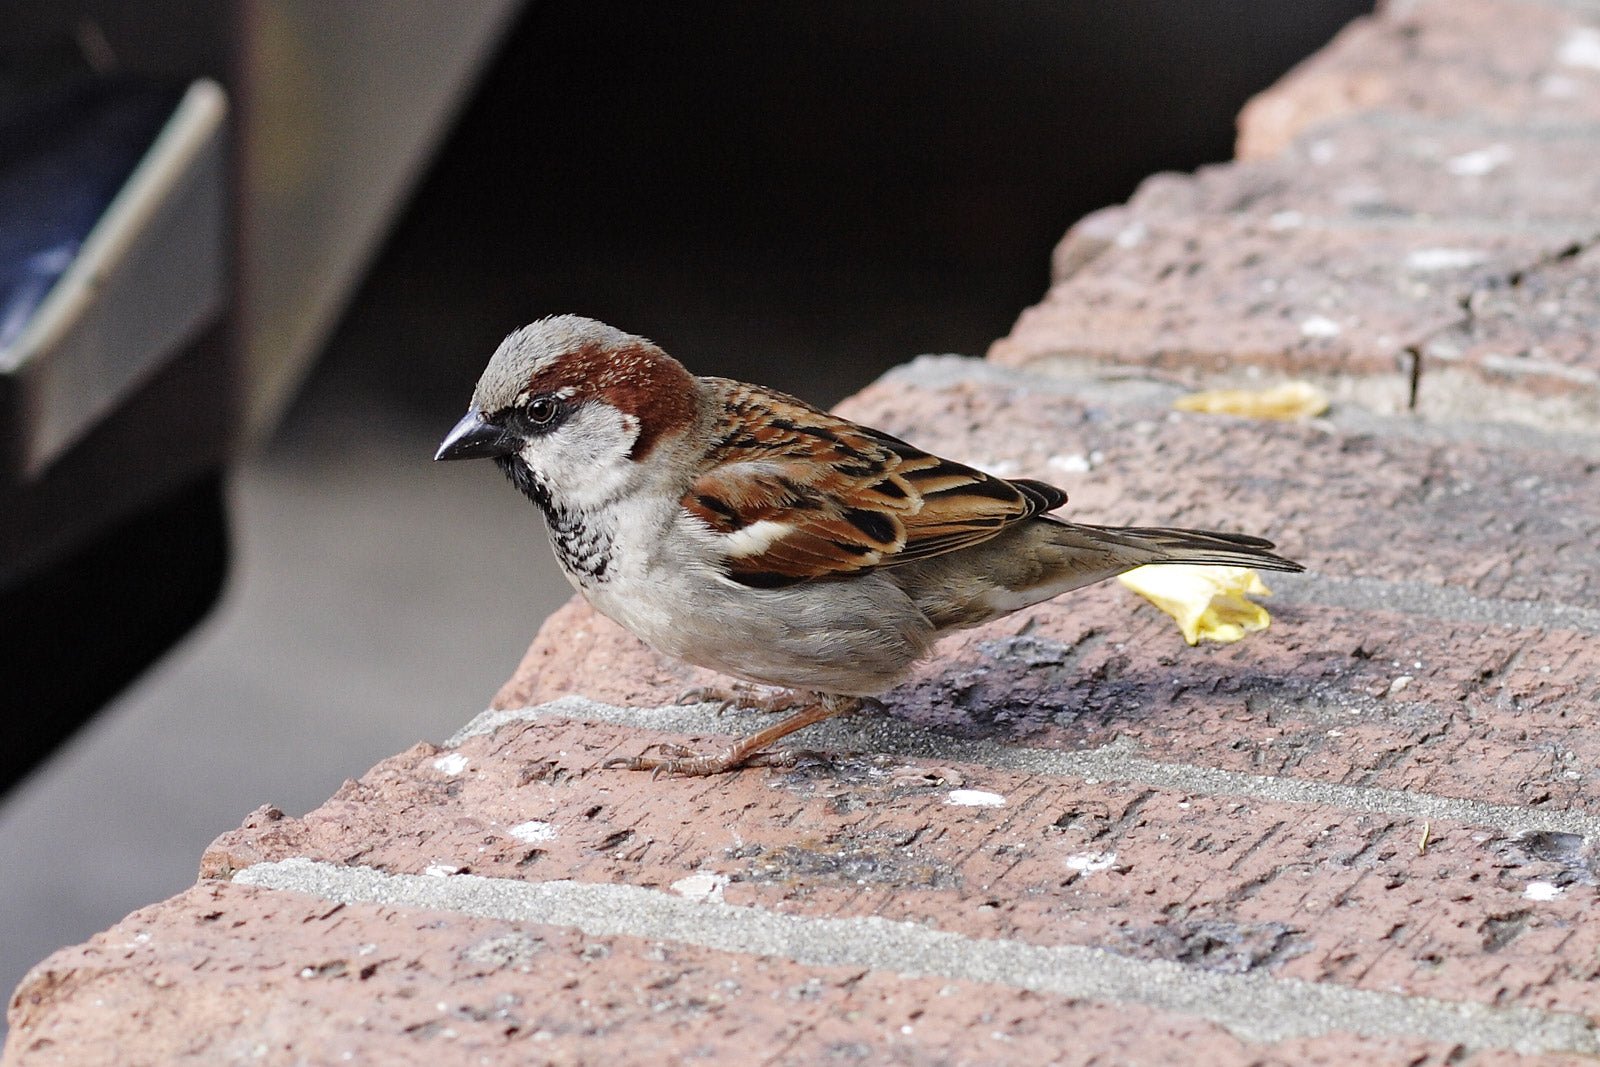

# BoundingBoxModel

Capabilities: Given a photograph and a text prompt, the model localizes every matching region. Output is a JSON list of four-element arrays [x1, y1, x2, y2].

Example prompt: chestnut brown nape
[[520, 339, 699, 461]]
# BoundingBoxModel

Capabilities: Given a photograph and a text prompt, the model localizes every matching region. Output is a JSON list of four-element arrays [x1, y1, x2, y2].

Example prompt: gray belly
[[584, 569, 938, 696]]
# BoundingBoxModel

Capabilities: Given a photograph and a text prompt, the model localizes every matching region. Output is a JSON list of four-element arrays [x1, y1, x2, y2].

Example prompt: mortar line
[[1269, 572, 1600, 635], [450, 698, 1600, 841], [233, 858, 1597, 1056]]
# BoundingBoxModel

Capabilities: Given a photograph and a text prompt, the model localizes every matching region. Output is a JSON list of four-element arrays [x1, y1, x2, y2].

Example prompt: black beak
[[434, 410, 517, 461]]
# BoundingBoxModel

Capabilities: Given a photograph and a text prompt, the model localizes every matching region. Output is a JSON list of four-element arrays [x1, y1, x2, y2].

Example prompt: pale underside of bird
[[437, 315, 1304, 776]]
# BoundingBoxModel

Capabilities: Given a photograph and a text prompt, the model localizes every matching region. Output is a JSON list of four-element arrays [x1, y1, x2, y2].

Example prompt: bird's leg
[[675, 682, 804, 716], [604, 693, 863, 777]]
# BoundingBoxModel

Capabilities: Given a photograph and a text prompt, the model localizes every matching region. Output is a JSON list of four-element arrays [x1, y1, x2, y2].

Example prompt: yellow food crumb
[[1118, 565, 1274, 645], [1173, 381, 1330, 421]]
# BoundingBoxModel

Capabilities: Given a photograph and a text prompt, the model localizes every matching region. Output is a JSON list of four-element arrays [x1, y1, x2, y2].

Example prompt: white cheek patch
[[722, 519, 794, 558], [517, 402, 646, 508]]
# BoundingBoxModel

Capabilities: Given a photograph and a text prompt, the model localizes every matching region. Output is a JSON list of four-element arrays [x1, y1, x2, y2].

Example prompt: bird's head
[[435, 315, 700, 509]]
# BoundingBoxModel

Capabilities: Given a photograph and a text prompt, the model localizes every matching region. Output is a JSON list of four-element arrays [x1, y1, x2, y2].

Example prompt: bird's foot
[[602, 742, 798, 778], [602, 695, 862, 777], [674, 683, 803, 717]]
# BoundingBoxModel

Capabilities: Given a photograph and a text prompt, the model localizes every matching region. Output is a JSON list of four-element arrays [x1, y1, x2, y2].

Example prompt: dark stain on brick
[[1492, 829, 1600, 887], [1112, 919, 1309, 973], [515, 760, 564, 786], [1480, 909, 1533, 953], [1516, 830, 1590, 868], [592, 829, 635, 853], [883, 632, 1103, 741], [772, 752, 964, 802], [740, 833, 959, 891]]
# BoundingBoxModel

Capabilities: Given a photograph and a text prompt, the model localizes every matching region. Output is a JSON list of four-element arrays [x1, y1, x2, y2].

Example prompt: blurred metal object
[[235, 1, 523, 438], [0, 79, 227, 477], [0, 0, 524, 574], [0, 1, 523, 785]]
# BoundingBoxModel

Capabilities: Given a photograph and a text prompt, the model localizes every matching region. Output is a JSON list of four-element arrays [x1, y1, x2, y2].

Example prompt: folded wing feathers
[[684, 386, 1066, 585]]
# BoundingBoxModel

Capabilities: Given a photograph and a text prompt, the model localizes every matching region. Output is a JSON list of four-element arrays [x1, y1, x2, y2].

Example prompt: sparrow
[[436, 315, 1303, 776]]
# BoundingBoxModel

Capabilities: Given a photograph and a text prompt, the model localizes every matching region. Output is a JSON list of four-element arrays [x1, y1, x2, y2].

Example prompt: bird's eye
[[527, 396, 558, 425]]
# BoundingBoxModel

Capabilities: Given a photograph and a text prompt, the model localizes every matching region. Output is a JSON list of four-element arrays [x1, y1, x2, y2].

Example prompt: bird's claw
[[673, 684, 804, 717], [673, 687, 739, 715], [600, 742, 797, 777]]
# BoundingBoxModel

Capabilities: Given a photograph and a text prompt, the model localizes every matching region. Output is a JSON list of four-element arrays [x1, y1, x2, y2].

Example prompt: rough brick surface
[[10, 0, 1600, 1063], [1005, 181, 1600, 428], [192, 710, 1600, 1015], [1419, 240, 1600, 426], [13, 883, 1562, 1067], [1010, 0, 1600, 433], [1237, 0, 1600, 159], [1133, 121, 1600, 238], [993, 218, 1553, 414]]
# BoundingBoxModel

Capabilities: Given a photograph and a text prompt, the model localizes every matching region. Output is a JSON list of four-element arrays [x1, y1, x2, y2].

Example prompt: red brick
[[1238, 0, 1600, 159], [1129, 122, 1600, 236], [1417, 240, 1600, 430], [9, 882, 1535, 1067], [1050, 204, 1137, 282], [991, 218, 1555, 410], [190, 711, 1600, 1019]]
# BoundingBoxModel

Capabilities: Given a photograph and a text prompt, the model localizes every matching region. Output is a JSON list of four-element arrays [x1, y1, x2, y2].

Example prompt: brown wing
[[682, 379, 1065, 588]]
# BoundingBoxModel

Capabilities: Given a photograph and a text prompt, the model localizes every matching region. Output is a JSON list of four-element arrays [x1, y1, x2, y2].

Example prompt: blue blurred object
[[0, 79, 184, 357]]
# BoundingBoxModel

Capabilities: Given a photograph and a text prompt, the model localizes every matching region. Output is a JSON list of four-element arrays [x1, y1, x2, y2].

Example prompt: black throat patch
[[495, 456, 613, 583]]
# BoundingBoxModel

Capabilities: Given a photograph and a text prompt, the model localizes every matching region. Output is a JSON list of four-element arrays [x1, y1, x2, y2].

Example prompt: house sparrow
[[437, 315, 1303, 776]]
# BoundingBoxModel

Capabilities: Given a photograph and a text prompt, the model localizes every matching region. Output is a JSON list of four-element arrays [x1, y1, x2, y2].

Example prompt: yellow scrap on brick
[[1172, 380, 1330, 421], [1118, 380, 1319, 645], [1119, 565, 1276, 646]]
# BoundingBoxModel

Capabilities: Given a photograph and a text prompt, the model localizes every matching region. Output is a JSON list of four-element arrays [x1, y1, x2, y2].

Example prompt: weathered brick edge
[[993, 0, 1600, 434]]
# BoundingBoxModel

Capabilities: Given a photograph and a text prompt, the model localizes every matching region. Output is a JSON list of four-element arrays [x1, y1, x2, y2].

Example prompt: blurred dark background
[[323, 2, 1373, 418], [0, 0, 1370, 1036]]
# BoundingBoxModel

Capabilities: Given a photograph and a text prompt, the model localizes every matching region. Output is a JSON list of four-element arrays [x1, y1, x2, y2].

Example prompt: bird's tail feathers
[[1050, 521, 1305, 574]]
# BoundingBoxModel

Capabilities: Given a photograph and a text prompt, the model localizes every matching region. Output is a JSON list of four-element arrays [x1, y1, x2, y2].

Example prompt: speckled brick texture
[[1419, 241, 1600, 426], [998, 0, 1600, 433], [994, 218, 1550, 413], [9, 0, 1600, 1063], [1138, 120, 1600, 234], [1236, 0, 1600, 159], [12, 883, 1570, 1067], [194, 708, 1600, 1013]]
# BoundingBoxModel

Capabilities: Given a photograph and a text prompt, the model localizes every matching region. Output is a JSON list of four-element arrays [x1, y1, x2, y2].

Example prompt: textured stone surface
[[1019, 0, 1600, 431], [1133, 121, 1600, 237], [192, 707, 1600, 1015], [1013, 93, 1600, 429], [992, 216, 1557, 413], [9, 881, 1581, 1067], [1418, 240, 1600, 428], [1237, 0, 1600, 159]]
